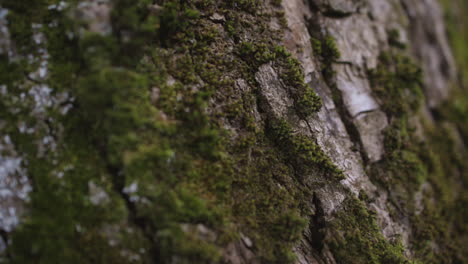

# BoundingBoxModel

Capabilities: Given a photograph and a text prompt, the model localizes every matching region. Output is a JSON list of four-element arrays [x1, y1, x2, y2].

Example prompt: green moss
[[322, 36, 341, 61], [0, 0, 335, 263], [238, 42, 277, 65], [311, 36, 340, 61], [329, 197, 410, 264], [440, 0, 468, 89], [0, 0, 361, 263], [272, 0, 282, 7], [311, 37, 322, 56], [236, 40, 322, 118], [277, 53, 322, 117], [295, 88, 321, 116], [368, 52, 423, 118], [229, 132, 313, 263], [387, 29, 407, 50], [158, 2, 200, 47], [367, 17, 468, 261], [311, 35, 341, 82], [439, 0, 468, 141], [2, 0, 231, 263], [366, 51, 440, 262], [229, 0, 260, 13], [370, 109, 468, 263], [407, 122, 468, 263], [266, 118, 344, 179]]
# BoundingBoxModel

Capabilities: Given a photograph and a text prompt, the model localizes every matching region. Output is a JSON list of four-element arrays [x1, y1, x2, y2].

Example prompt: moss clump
[[276, 50, 323, 117], [422, 59, 468, 262], [369, 52, 424, 118], [229, 0, 260, 13], [440, 0, 468, 89], [407, 122, 468, 264], [267, 118, 344, 179], [238, 42, 278, 66], [367, 52, 427, 189], [311, 35, 341, 80], [158, 2, 200, 47], [295, 87, 323, 117], [230, 135, 312, 263], [2, 0, 231, 263], [366, 52, 437, 262], [312, 36, 341, 61], [236, 40, 323, 118], [329, 197, 410, 264], [387, 29, 407, 50], [0, 0, 336, 263], [272, 0, 283, 7], [369, 52, 427, 186], [367, 28, 468, 261]]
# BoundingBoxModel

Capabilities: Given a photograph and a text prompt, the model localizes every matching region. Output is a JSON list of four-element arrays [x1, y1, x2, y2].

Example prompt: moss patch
[[328, 197, 409, 264], [367, 38, 468, 262], [0, 0, 333, 263], [368, 52, 424, 118]]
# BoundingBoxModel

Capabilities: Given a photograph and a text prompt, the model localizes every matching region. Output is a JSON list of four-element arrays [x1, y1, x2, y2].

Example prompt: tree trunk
[[0, 0, 466, 263]]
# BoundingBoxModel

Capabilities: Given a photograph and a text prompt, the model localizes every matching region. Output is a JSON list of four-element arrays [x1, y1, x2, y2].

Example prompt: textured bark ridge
[[0, 0, 467, 263]]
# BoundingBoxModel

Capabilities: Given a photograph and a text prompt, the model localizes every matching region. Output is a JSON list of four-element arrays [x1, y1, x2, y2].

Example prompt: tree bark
[[0, 0, 466, 263]]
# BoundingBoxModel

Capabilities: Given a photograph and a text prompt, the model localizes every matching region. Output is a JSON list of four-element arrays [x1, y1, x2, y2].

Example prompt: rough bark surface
[[0, 0, 467, 263]]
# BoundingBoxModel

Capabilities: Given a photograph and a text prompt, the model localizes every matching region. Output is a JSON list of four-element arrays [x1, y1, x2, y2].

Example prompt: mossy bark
[[0, 0, 466, 263]]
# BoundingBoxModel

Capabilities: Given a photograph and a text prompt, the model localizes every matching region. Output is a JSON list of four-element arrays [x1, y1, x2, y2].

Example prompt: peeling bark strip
[[0, 0, 467, 263]]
